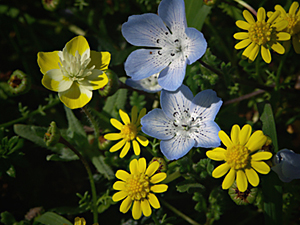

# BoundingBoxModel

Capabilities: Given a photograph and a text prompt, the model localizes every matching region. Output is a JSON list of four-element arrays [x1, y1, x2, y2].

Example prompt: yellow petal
[[113, 181, 126, 190], [239, 124, 252, 145], [150, 184, 168, 193], [131, 106, 138, 125], [206, 149, 226, 161], [242, 42, 256, 58], [292, 35, 300, 53], [230, 124, 240, 145], [137, 135, 149, 147], [150, 173, 167, 184], [243, 10, 255, 24], [74, 217, 86, 225], [148, 193, 160, 209], [104, 133, 122, 141], [289, 1, 299, 15], [137, 108, 147, 126], [132, 140, 141, 155], [120, 196, 132, 213], [141, 199, 152, 217], [119, 109, 130, 125], [138, 157, 147, 173], [110, 118, 123, 130], [261, 45, 271, 64], [257, 7, 266, 22], [245, 130, 267, 152], [89, 50, 111, 71], [218, 130, 233, 148], [266, 10, 280, 24], [132, 200, 142, 220], [271, 42, 285, 54], [86, 71, 108, 90], [233, 32, 249, 40], [274, 5, 287, 16], [248, 44, 259, 62], [116, 170, 130, 181], [236, 170, 248, 192], [112, 191, 127, 202], [236, 20, 251, 30], [222, 168, 236, 189], [59, 83, 92, 109], [42, 70, 72, 92], [146, 161, 159, 177], [212, 163, 230, 178], [276, 32, 291, 41], [245, 168, 259, 187], [65, 36, 90, 57], [271, 20, 288, 31], [251, 152, 273, 161], [234, 39, 252, 49], [251, 161, 270, 174], [37, 51, 60, 74], [120, 141, 131, 158], [130, 158, 139, 175], [109, 139, 126, 152]]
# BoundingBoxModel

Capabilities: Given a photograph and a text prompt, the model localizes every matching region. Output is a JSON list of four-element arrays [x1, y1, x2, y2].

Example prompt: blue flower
[[141, 85, 222, 160], [126, 73, 162, 93], [121, 0, 207, 91], [272, 149, 300, 182]]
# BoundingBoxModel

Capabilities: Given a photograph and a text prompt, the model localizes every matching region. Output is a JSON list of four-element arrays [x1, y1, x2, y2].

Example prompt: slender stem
[[224, 89, 265, 106], [161, 200, 201, 225], [59, 137, 98, 224], [152, 213, 160, 225], [163, 170, 181, 184], [82, 106, 100, 142], [197, 59, 224, 77], [275, 54, 287, 91]]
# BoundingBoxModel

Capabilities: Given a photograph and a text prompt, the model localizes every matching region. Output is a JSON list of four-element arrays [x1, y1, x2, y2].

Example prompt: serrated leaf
[[176, 182, 205, 193], [36, 212, 72, 225], [65, 106, 86, 139], [89, 153, 114, 180]]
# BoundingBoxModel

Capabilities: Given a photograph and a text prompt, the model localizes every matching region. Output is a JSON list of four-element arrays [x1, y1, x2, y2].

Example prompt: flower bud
[[98, 69, 119, 97], [98, 135, 111, 150], [44, 121, 61, 147], [149, 157, 167, 173], [42, 0, 60, 11], [272, 149, 300, 182], [228, 181, 258, 205], [8, 70, 31, 96], [203, 0, 217, 6]]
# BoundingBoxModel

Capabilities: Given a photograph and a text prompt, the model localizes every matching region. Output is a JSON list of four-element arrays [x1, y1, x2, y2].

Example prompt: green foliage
[[36, 212, 72, 225], [129, 91, 146, 112]]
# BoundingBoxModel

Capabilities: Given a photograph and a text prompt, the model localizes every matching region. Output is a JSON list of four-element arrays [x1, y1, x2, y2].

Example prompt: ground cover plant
[[1, 0, 300, 224]]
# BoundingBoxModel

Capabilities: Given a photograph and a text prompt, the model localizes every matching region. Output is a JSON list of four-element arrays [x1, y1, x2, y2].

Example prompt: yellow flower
[[37, 36, 111, 109], [267, 2, 300, 53], [112, 158, 168, 220], [234, 7, 291, 63], [104, 106, 149, 158], [63, 217, 98, 225], [206, 124, 272, 192]]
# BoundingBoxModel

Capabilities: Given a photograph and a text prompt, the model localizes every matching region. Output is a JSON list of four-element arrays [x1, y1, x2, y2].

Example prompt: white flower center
[[141, 73, 160, 88], [58, 50, 95, 82], [173, 108, 203, 135]]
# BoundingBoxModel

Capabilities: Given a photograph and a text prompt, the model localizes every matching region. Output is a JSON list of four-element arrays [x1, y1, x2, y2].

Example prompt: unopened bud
[[8, 70, 31, 96], [42, 0, 60, 11], [98, 69, 119, 97], [44, 121, 61, 147], [228, 181, 258, 205], [203, 0, 217, 6], [149, 157, 167, 173], [98, 135, 111, 150]]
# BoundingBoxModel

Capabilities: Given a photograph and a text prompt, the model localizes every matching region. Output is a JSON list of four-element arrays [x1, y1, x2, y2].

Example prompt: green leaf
[[176, 181, 205, 193], [103, 86, 128, 119], [65, 106, 86, 139], [258, 102, 278, 152], [0, 211, 16, 225], [89, 152, 114, 180], [185, 0, 210, 31], [36, 212, 72, 225]]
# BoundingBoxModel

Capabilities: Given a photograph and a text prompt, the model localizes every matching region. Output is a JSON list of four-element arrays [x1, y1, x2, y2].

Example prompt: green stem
[[82, 106, 100, 142], [275, 53, 287, 91], [161, 200, 201, 225], [163, 169, 181, 184], [152, 213, 160, 225], [0, 98, 60, 128], [59, 137, 99, 224]]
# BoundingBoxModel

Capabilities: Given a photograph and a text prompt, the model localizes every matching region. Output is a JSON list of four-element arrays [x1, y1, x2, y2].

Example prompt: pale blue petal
[[141, 108, 175, 140], [185, 27, 207, 64], [124, 49, 169, 80], [272, 149, 300, 182], [125, 74, 162, 93], [160, 134, 195, 160], [157, 55, 187, 91], [190, 89, 223, 121], [191, 121, 221, 148], [158, 0, 187, 34], [160, 84, 193, 119], [121, 13, 171, 47]]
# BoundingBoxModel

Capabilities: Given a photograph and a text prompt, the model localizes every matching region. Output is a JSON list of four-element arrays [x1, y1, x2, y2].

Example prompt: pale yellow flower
[[112, 158, 168, 220], [206, 124, 272, 192], [234, 7, 290, 63]]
